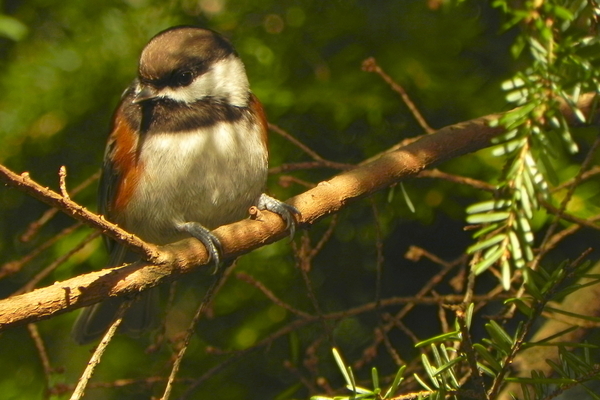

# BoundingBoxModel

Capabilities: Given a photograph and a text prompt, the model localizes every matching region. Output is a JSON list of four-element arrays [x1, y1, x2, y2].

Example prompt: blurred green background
[[1, 0, 598, 399]]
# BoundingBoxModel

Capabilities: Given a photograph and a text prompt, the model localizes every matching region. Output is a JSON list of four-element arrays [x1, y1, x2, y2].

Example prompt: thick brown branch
[[0, 93, 596, 330]]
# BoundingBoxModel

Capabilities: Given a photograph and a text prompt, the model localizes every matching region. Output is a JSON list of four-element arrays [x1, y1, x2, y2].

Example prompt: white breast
[[122, 119, 267, 245]]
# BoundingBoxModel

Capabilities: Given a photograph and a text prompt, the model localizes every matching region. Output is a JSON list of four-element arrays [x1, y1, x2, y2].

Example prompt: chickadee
[[72, 26, 298, 344]]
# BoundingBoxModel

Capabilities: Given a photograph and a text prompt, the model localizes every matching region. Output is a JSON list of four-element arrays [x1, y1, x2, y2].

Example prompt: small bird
[[71, 26, 299, 344]]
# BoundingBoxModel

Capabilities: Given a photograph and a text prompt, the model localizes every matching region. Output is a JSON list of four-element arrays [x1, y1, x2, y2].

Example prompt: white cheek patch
[[159, 55, 250, 106]]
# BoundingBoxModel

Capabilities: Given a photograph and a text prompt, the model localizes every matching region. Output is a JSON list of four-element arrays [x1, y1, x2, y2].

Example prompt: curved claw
[[257, 193, 301, 239], [177, 222, 223, 268]]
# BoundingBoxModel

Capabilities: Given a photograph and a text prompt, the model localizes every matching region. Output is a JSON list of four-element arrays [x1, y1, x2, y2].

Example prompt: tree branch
[[0, 166, 160, 262], [0, 93, 596, 331]]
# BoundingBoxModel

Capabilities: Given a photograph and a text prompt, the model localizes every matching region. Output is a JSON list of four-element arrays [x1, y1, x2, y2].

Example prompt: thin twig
[[160, 264, 233, 400], [20, 170, 101, 242], [533, 134, 600, 270], [0, 164, 159, 262], [268, 123, 327, 162], [377, 321, 405, 366], [355, 254, 464, 368], [551, 165, 600, 192], [543, 213, 600, 253], [404, 246, 460, 269], [308, 214, 338, 259], [362, 57, 435, 134], [370, 200, 385, 311], [70, 300, 132, 400], [540, 198, 600, 231], [283, 360, 320, 394], [58, 166, 69, 200], [236, 272, 312, 318], [389, 317, 421, 345], [296, 235, 332, 343], [463, 266, 477, 305], [269, 160, 354, 174], [13, 230, 101, 296], [27, 324, 53, 388], [369, 199, 389, 368], [456, 307, 488, 400], [0, 222, 83, 280], [303, 335, 326, 382], [437, 297, 450, 334], [417, 169, 496, 192], [291, 214, 340, 348], [277, 175, 317, 189]]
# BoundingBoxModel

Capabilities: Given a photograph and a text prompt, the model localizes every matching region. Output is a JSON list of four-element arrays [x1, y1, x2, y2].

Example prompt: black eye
[[174, 71, 194, 86]]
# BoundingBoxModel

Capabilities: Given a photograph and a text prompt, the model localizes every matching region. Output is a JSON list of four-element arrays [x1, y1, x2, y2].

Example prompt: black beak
[[133, 84, 159, 103]]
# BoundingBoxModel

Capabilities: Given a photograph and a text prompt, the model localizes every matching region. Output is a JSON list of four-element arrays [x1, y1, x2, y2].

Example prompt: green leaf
[[560, 349, 588, 374], [518, 186, 533, 220], [344, 384, 373, 395], [431, 344, 443, 368], [477, 362, 497, 378], [383, 365, 406, 399], [536, 147, 559, 186], [497, 102, 536, 126], [504, 297, 533, 317], [416, 331, 461, 347], [413, 373, 433, 391], [520, 171, 537, 212], [526, 341, 597, 349], [526, 325, 579, 347], [515, 216, 534, 244], [347, 366, 357, 392], [558, 114, 580, 153], [545, 306, 600, 323], [385, 368, 405, 399], [466, 199, 512, 214], [473, 343, 503, 372], [523, 269, 544, 300], [505, 88, 528, 103], [504, 377, 577, 384], [467, 233, 505, 254], [421, 354, 439, 387], [581, 385, 600, 400], [371, 367, 379, 391], [507, 230, 523, 262], [473, 246, 504, 275], [501, 258, 511, 290], [400, 182, 415, 213], [573, 107, 586, 124], [548, 116, 560, 129], [501, 77, 525, 90], [332, 348, 352, 387], [552, 5, 574, 20], [492, 138, 524, 156], [465, 303, 474, 329], [554, 277, 600, 299], [433, 354, 466, 377], [485, 320, 513, 354], [473, 223, 501, 239], [491, 129, 519, 145], [466, 212, 510, 224]]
